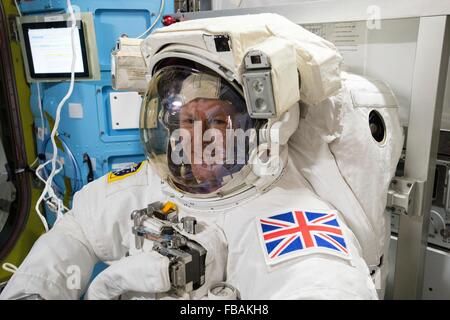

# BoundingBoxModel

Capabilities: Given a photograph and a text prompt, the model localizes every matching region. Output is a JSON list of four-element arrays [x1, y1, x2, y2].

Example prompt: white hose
[[29, 157, 39, 168], [34, 0, 76, 231], [35, 159, 63, 231], [35, 157, 69, 213], [2, 263, 18, 274], [137, 0, 165, 39]]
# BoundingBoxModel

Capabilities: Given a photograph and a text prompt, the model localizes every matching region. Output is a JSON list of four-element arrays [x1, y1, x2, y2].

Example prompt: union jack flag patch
[[257, 210, 350, 266]]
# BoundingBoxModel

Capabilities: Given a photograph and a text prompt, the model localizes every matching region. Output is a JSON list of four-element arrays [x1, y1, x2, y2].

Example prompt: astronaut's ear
[[368, 109, 386, 144]]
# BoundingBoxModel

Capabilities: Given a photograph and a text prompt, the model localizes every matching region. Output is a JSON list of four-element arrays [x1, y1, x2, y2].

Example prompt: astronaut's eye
[[369, 110, 386, 143]]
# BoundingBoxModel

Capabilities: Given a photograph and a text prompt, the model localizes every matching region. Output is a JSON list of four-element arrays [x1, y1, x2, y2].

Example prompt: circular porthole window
[[369, 110, 386, 144]]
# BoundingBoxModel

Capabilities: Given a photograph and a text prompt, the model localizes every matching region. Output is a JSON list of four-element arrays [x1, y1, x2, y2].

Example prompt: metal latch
[[131, 201, 179, 250], [130, 202, 206, 296], [386, 177, 425, 217]]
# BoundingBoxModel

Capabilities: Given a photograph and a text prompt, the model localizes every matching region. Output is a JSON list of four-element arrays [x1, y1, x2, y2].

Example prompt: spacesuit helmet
[[140, 59, 268, 197]]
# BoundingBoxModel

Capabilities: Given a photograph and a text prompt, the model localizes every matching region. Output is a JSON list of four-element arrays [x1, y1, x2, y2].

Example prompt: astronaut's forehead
[[180, 98, 234, 116]]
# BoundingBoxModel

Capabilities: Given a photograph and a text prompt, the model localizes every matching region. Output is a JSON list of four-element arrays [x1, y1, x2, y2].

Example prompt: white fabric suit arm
[[85, 251, 171, 300], [0, 167, 145, 300], [0, 211, 99, 300], [266, 256, 379, 300]]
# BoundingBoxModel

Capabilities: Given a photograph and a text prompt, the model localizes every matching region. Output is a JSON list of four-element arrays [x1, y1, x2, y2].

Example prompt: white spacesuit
[[0, 13, 403, 300]]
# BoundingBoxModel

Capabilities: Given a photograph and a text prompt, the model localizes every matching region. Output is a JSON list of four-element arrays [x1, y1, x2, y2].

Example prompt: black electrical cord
[[83, 153, 94, 183]]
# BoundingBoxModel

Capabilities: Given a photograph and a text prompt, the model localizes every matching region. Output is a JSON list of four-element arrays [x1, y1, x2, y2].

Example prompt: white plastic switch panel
[[37, 127, 45, 141], [68, 103, 84, 119], [109, 92, 143, 130]]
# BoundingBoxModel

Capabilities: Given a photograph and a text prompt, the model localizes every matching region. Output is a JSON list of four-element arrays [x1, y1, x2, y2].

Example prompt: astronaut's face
[[179, 98, 234, 185], [142, 65, 258, 196]]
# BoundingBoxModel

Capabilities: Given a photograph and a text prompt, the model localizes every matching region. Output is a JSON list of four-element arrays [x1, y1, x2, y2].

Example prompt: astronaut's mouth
[[196, 162, 220, 170]]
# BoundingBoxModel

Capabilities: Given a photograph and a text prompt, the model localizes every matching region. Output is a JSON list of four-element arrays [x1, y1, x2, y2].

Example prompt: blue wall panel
[[21, 0, 174, 216]]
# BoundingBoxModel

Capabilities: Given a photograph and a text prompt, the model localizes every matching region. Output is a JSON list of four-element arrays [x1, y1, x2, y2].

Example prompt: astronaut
[[0, 13, 403, 300]]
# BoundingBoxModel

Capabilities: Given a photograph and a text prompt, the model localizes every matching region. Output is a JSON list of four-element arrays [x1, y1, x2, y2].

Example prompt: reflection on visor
[[141, 65, 262, 196]]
